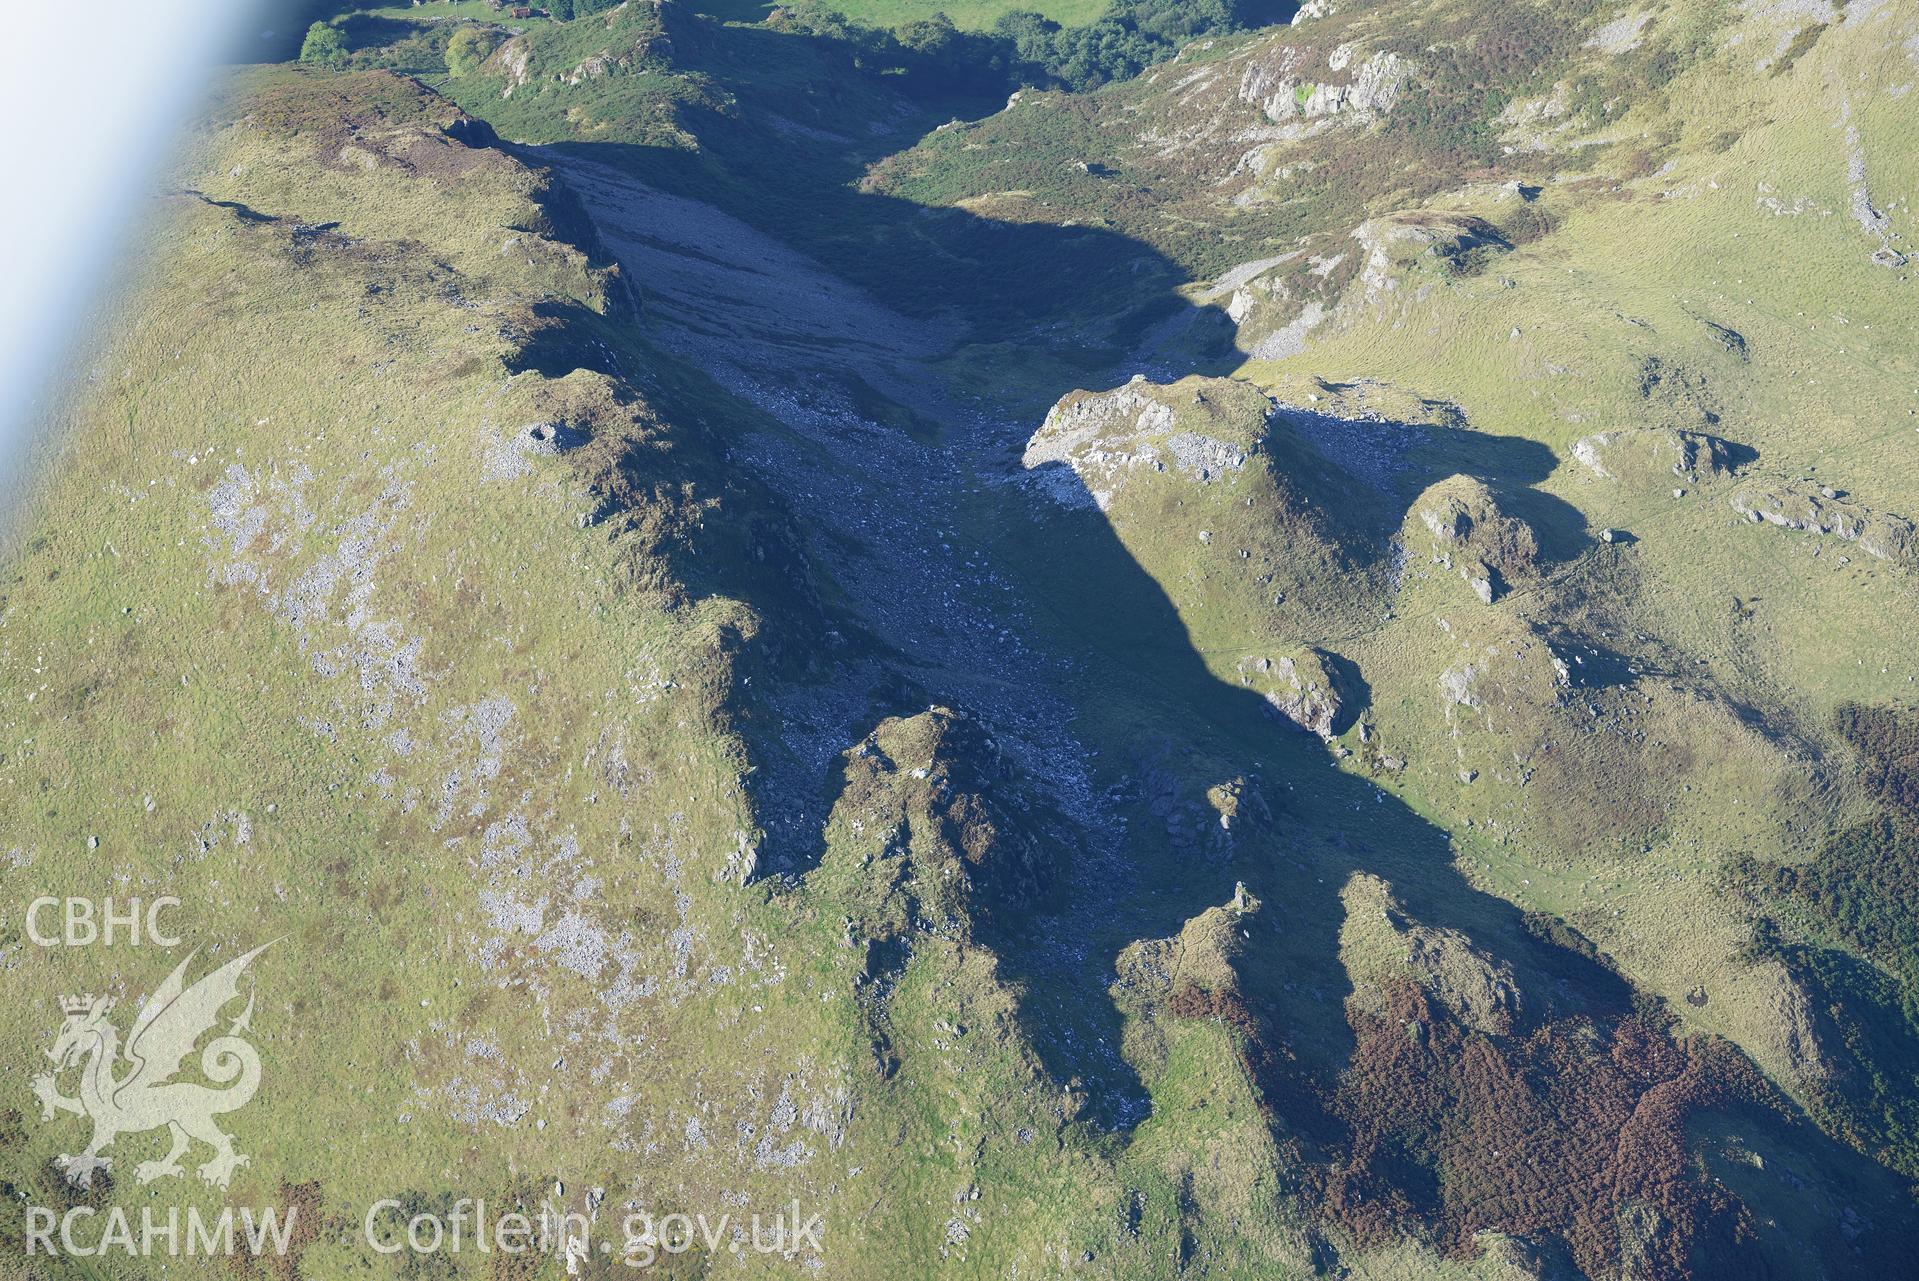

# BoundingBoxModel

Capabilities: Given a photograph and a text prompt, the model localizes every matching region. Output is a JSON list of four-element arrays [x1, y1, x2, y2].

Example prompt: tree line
[[770, 0, 1290, 94], [302, 0, 1288, 99]]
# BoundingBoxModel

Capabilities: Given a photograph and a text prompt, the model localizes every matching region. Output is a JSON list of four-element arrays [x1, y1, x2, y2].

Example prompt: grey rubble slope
[[6, 0, 1919, 1271]]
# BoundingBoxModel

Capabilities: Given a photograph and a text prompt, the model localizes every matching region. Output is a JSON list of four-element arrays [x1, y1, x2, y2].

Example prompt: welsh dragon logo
[[31, 943, 273, 1189]]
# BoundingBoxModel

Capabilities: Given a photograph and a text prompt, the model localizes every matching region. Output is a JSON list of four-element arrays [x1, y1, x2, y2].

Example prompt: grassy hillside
[[0, 68, 1137, 1279], [0, 64, 797, 1268], [8, 0, 1919, 1273], [880, 0, 1919, 1184]]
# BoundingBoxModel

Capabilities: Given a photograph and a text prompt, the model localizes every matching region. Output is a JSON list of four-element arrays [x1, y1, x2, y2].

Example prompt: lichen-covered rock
[[1236, 647, 1347, 737], [1022, 376, 1265, 510], [1731, 480, 1915, 564], [1340, 873, 1525, 1035], [1754, 959, 1831, 1089], [1350, 213, 1509, 302], [1205, 775, 1274, 847], [1435, 624, 1572, 731], [1238, 45, 1416, 125], [1116, 896, 1258, 1002], [1215, 216, 1481, 361], [1113, 892, 1274, 1107], [827, 707, 1063, 933], [1404, 924, 1524, 1036], [1470, 1231, 1566, 1281]]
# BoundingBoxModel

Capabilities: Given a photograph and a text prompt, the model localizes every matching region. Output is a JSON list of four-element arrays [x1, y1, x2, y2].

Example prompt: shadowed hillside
[[4, 0, 1919, 1274]]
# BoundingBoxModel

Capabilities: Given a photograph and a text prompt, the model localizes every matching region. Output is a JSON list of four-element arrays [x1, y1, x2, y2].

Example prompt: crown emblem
[[59, 995, 97, 1015]]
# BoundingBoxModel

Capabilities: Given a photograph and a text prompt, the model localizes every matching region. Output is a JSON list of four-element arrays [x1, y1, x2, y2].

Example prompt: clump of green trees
[[299, 21, 348, 67], [770, 0, 1286, 94], [996, 0, 1261, 89]]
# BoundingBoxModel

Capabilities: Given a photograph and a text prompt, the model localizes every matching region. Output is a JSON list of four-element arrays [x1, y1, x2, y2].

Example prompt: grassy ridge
[[0, 68, 842, 1276], [9, 0, 1919, 1269]]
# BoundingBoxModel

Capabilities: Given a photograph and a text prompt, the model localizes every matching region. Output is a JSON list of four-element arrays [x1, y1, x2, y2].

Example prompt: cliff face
[[6, 0, 1919, 1269]]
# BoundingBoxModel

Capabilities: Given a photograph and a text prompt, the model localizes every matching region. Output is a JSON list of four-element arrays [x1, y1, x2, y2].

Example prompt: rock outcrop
[[1412, 476, 1540, 603], [1404, 924, 1524, 1036], [1341, 873, 1525, 1036], [1117, 895, 1259, 1004], [1572, 427, 1739, 488], [1238, 44, 1417, 126], [1236, 648, 1347, 738], [828, 707, 1062, 932], [1216, 211, 1510, 359], [1732, 480, 1916, 564], [1022, 376, 1264, 511]]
